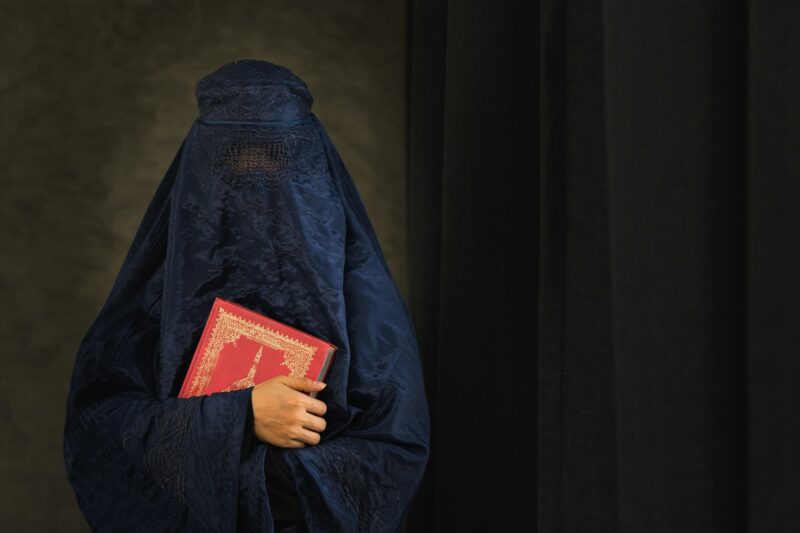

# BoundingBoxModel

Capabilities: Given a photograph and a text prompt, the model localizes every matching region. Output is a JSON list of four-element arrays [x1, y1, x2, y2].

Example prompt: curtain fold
[[604, 2, 748, 531], [538, 0, 617, 531], [409, 1, 540, 531], [406, 1, 800, 532], [747, 3, 800, 532]]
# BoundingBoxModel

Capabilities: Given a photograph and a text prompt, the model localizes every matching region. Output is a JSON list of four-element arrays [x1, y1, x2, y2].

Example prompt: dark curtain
[[404, 1, 800, 532]]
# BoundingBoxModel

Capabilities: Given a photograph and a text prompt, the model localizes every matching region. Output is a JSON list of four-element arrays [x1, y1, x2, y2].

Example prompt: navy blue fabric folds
[[62, 59, 430, 532]]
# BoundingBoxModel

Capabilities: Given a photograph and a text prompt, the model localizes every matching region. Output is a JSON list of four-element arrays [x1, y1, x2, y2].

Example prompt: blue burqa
[[62, 59, 430, 532]]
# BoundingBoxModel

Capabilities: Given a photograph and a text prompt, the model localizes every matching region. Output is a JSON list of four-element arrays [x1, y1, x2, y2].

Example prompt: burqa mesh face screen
[[63, 60, 430, 532]]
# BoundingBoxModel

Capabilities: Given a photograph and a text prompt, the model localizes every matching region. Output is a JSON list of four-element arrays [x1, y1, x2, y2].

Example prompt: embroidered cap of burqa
[[62, 59, 430, 532]]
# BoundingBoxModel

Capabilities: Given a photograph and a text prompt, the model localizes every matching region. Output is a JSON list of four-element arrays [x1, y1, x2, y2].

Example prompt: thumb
[[281, 375, 326, 393]]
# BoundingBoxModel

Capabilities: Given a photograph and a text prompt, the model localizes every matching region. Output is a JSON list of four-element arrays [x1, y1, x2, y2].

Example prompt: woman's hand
[[251, 376, 328, 448]]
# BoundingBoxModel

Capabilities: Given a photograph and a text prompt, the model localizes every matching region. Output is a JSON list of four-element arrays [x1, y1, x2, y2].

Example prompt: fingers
[[254, 376, 329, 449], [280, 421, 325, 448], [279, 377, 328, 415], [303, 396, 328, 417], [302, 412, 327, 433], [294, 427, 322, 446], [280, 376, 327, 393]]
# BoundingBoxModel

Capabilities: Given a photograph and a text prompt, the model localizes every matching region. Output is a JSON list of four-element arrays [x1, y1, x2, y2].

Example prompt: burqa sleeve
[[268, 115, 432, 533], [62, 141, 256, 532]]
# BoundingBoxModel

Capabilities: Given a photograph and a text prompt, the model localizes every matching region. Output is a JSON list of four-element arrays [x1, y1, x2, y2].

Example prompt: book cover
[[178, 297, 337, 399]]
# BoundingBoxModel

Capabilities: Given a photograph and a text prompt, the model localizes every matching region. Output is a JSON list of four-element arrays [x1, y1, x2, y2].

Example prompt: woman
[[62, 59, 430, 532]]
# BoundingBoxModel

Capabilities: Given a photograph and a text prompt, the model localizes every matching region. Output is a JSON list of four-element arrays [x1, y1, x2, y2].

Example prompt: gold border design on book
[[188, 306, 317, 396]]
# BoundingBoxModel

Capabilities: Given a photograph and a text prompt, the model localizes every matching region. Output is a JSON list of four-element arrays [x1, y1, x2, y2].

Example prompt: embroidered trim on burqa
[[142, 398, 198, 505], [196, 60, 312, 124], [66, 407, 190, 531]]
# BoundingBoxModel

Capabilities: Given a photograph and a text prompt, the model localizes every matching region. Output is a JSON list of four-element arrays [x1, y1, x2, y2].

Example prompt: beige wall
[[0, 0, 407, 529]]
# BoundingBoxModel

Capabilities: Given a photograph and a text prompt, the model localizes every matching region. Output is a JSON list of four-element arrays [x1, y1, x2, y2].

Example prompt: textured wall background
[[0, 0, 407, 529]]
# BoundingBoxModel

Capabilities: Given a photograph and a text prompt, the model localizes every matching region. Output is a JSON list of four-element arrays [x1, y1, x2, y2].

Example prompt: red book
[[178, 297, 337, 399]]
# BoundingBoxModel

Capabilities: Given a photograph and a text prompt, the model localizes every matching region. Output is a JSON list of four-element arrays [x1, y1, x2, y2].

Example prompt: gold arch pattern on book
[[221, 345, 264, 392], [188, 307, 317, 396]]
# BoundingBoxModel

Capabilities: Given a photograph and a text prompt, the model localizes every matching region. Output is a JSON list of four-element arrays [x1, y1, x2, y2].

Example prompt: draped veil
[[62, 59, 430, 532]]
